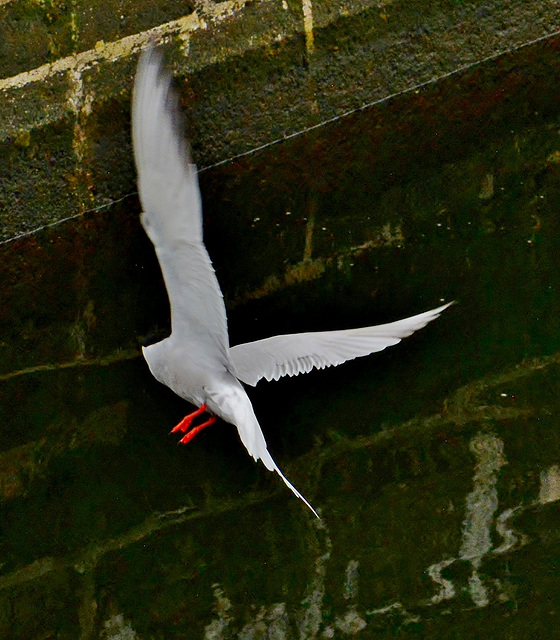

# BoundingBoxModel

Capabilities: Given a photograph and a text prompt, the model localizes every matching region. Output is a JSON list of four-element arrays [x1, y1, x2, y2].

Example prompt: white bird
[[132, 47, 452, 518]]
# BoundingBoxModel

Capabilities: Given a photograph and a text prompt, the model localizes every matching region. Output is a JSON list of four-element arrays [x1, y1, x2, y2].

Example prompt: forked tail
[[260, 448, 319, 518], [234, 401, 319, 518]]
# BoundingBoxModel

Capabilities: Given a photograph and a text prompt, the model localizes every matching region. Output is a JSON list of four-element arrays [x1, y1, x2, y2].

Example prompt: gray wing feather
[[230, 302, 453, 386], [133, 47, 202, 245], [132, 47, 231, 363]]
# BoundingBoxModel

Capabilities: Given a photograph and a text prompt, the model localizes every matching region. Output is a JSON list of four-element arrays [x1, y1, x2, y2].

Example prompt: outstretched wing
[[132, 47, 231, 365], [230, 302, 453, 386]]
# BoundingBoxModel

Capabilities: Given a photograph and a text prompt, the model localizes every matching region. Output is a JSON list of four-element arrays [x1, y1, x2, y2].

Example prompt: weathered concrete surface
[[1, 4, 560, 639], [1, 0, 559, 240], [0, 29, 560, 638]]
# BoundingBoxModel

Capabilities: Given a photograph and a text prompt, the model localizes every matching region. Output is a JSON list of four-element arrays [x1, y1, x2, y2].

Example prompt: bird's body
[[132, 47, 452, 518]]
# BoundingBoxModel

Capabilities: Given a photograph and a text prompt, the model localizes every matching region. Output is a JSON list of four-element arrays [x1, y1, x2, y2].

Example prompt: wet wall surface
[[1, 35, 560, 639]]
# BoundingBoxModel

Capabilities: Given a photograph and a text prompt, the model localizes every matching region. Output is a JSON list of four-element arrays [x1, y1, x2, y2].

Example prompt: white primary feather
[[230, 302, 453, 386]]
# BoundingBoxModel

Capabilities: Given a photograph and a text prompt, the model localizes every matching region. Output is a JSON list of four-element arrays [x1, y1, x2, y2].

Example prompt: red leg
[[178, 416, 217, 444], [171, 403, 208, 433]]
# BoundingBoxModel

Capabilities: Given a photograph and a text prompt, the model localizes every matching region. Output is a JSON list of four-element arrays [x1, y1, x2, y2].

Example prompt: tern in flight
[[132, 47, 452, 518]]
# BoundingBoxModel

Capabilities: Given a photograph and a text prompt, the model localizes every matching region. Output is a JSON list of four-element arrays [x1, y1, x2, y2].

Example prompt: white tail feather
[[234, 399, 319, 518], [260, 449, 319, 518]]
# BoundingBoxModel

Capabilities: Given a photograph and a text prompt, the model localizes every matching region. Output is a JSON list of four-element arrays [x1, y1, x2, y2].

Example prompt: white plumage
[[132, 47, 452, 518]]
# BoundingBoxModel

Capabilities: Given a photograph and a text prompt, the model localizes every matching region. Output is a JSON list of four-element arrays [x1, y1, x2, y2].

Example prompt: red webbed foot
[[171, 403, 217, 444], [178, 416, 217, 444], [171, 404, 208, 434]]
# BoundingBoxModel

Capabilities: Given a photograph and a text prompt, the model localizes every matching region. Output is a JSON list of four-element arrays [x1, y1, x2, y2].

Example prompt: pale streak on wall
[[302, 0, 315, 55]]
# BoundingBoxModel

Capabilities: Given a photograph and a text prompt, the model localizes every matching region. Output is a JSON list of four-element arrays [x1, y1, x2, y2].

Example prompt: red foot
[[171, 404, 208, 433], [170, 403, 217, 445], [178, 416, 217, 444]]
